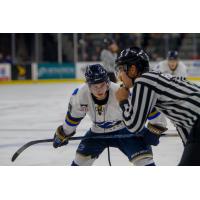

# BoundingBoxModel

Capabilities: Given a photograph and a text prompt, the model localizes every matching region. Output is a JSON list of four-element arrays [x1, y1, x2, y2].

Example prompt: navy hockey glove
[[53, 125, 75, 148], [145, 123, 168, 146], [138, 123, 168, 146]]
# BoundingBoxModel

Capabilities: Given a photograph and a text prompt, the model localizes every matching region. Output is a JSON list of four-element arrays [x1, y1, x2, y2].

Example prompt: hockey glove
[[53, 125, 74, 148], [141, 123, 168, 146], [147, 123, 168, 135]]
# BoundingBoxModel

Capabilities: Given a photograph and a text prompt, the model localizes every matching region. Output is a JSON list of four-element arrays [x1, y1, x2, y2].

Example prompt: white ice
[[0, 82, 184, 166]]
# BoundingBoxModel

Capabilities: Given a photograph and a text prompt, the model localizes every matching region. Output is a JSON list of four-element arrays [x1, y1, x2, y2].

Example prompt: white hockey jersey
[[155, 60, 187, 78], [100, 49, 117, 73], [62, 82, 125, 134]]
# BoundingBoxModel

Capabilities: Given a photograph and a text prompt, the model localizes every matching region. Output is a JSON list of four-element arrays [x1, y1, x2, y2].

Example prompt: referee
[[115, 47, 200, 166]]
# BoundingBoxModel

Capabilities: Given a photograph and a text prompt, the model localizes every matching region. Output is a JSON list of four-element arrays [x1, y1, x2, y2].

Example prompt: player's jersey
[[155, 60, 187, 79], [100, 49, 117, 73], [119, 71, 200, 144], [63, 82, 125, 134]]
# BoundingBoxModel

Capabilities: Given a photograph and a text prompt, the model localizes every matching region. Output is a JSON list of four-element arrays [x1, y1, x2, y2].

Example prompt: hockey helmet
[[85, 64, 109, 85], [115, 47, 149, 74], [167, 50, 179, 60]]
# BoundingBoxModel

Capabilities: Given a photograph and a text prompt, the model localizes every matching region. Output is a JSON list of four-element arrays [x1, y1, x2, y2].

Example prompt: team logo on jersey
[[78, 144, 85, 151], [80, 104, 88, 112], [95, 105, 105, 115], [95, 121, 121, 129], [123, 104, 130, 118]]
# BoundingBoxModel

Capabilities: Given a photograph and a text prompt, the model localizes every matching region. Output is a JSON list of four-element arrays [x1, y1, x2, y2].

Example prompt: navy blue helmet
[[85, 64, 109, 84], [167, 50, 179, 60], [115, 47, 149, 74]]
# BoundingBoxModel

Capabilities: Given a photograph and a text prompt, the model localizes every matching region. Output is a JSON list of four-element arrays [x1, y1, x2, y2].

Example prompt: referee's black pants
[[179, 117, 200, 166]]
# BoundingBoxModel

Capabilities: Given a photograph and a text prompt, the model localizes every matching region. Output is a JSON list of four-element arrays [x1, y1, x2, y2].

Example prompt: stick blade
[[11, 152, 19, 162], [11, 139, 53, 162]]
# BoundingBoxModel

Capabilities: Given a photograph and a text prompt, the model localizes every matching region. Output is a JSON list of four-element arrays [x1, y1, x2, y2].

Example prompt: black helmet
[[167, 50, 179, 60], [85, 64, 109, 85], [115, 47, 149, 73]]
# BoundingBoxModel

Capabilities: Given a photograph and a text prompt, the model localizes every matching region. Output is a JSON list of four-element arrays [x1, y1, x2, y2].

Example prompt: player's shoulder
[[109, 82, 121, 91], [158, 60, 167, 65], [70, 83, 90, 104], [101, 49, 109, 56], [158, 60, 168, 68], [178, 61, 187, 68], [71, 83, 89, 97]]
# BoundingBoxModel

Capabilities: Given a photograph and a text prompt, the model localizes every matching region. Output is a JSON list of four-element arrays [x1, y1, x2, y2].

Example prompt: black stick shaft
[[11, 134, 134, 162]]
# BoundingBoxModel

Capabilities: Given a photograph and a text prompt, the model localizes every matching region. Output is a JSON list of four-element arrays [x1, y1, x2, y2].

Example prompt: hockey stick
[[11, 133, 135, 162]]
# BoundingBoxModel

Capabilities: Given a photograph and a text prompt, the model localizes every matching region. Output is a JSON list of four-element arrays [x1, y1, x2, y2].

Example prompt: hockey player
[[100, 38, 119, 83], [115, 47, 200, 166], [154, 51, 188, 128], [53, 64, 163, 166], [155, 50, 187, 79]]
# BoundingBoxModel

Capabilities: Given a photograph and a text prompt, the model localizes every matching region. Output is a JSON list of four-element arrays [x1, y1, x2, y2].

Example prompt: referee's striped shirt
[[119, 71, 200, 144]]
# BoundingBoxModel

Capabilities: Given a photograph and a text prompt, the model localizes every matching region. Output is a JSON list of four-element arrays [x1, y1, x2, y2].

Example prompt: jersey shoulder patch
[[72, 88, 79, 96]]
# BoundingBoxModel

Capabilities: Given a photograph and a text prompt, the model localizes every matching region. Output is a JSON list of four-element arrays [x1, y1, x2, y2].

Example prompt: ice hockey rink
[[0, 82, 185, 166]]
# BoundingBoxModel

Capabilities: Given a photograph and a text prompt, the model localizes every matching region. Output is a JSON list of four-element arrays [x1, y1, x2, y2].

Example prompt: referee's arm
[[119, 83, 157, 133]]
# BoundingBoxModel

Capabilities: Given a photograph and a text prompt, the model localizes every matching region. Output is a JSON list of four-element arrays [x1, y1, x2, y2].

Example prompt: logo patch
[[80, 104, 88, 112], [95, 121, 121, 129]]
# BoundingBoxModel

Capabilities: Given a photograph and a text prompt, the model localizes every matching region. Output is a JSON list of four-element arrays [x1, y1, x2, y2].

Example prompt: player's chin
[[96, 93, 105, 99], [97, 93, 103, 97]]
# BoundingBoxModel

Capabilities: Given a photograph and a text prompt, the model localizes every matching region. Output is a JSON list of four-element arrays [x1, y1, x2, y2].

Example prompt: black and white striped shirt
[[119, 71, 200, 144]]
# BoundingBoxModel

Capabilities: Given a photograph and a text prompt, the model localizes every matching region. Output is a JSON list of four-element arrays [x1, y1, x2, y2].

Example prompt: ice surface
[[0, 83, 183, 166]]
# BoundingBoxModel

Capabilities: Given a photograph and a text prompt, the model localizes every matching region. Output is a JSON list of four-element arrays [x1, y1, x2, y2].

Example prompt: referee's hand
[[118, 71, 133, 89], [115, 87, 129, 102]]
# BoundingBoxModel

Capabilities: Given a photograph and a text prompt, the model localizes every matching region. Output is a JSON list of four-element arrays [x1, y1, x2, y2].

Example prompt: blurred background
[[0, 33, 200, 81]]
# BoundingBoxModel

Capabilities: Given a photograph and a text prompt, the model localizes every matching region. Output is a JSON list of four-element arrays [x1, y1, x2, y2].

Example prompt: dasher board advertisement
[[0, 63, 11, 81]]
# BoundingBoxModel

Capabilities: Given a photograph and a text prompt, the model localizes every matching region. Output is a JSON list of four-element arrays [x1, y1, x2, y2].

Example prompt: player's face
[[109, 43, 118, 53], [89, 82, 109, 100], [168, 59, 178, 71]]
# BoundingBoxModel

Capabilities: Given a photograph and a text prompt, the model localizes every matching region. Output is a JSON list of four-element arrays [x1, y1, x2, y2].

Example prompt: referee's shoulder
[[142, 70, 159, 76], [136, 71, 160, 82]]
